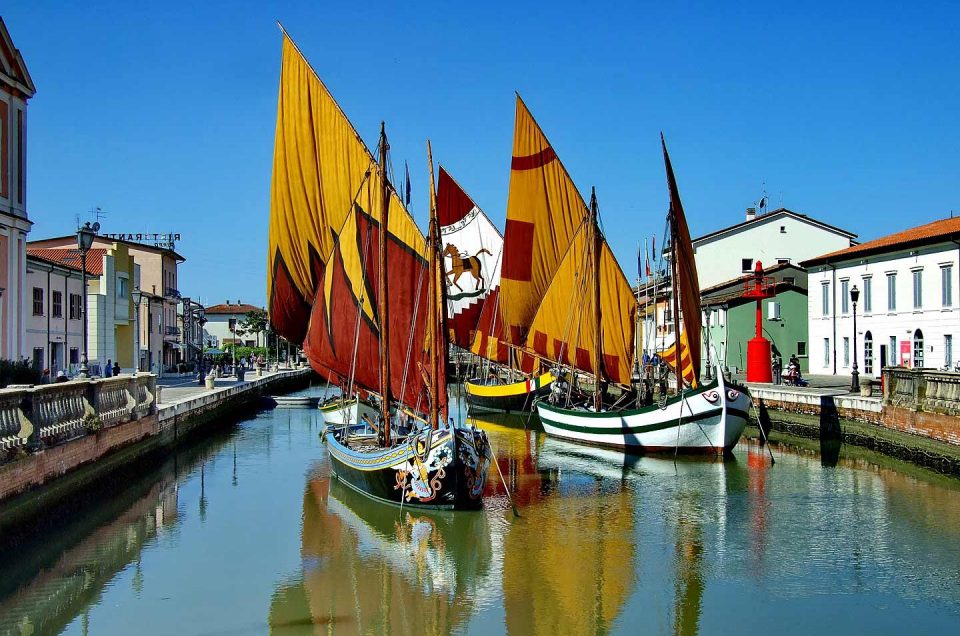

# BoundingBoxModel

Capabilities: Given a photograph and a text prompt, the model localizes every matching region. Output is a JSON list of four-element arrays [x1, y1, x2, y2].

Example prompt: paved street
[[155, 368, 303, 406]]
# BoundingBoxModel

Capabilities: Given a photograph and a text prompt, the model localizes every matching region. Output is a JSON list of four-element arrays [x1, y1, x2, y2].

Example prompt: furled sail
[[523, 221, 637, 384], [662, 135, 702, 386], [499, 95, 588, 350], [268, 33, 383, 345], [437, 167, 504, 351]]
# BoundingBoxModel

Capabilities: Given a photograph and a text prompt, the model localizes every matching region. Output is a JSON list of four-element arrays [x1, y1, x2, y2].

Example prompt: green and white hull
[[536, 371, 751, 453]]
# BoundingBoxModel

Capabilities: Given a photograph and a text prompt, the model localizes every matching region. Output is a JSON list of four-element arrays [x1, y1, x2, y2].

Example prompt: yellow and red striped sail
[[267, 31, 444, 417], [663, 135, 702, 387], [484, 95, 636, 382], [268, 33, 381, 345], [661, 330, 697, 386]]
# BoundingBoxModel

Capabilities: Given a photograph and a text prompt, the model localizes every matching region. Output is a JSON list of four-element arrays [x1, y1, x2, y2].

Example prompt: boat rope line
[[398, 236, 427, 413], [345, 213, 375, 431]]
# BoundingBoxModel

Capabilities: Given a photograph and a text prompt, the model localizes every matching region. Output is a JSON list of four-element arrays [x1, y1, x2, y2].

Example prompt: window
[[841, 279, 850, 314], [946, 335, 953, 368], [69, 293, 82, 320], [52, 291, 63, 318], [887, 273, 897, 311], [864, 331, 874, 374], [117, 277, 128, 299], [913, 329, 924, 367], [823, 338, 830, 367], [741, 258, 753, 273], [31, 348, 43, 371], [843, 337, 850, 367], [942, 265, 953, 307], [780, 225, 786, 233], [912, 269, 923, 309], [863, 277, 872, 313], [797, 341, 807, 356], [69, 348, 79, 365], [784, 276, 795, 285], [821, 282, 830, 316], [17, 109, 23, 205], [890, 336, 897, 366], [32, 287, 43, 316]]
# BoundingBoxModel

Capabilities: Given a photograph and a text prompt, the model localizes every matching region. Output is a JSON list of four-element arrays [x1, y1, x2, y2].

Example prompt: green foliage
[[0, 359, 43, 388], [240, 309, 269, 347], [218, 345, 268, 362]]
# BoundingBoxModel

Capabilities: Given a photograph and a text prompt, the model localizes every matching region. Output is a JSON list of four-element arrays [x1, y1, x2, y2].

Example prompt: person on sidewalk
[[113, 361, 121, 376], [105, 359, 113, 378], [772, 356, 782, 385]]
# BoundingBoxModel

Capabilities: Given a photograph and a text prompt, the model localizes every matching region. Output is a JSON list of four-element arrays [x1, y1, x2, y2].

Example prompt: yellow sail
[[268, 32, 389, 341], [524, 225, 636, 383], [498, 95, 589, 347]]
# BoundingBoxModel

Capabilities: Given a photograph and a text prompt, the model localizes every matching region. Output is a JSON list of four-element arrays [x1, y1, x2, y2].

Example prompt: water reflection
[[269, 468, 494, 634]]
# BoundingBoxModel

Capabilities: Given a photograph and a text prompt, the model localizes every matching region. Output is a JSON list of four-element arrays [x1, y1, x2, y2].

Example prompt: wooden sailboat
[[536, 136, 751, 453], [266, 31, 490, 508]]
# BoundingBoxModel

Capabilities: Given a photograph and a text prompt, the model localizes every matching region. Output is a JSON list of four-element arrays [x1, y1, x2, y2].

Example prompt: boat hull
[[537, 373, 751, 453], [465, 372, 554, 413], [324, 426, 491, 510], [319, 396, 379, 427]]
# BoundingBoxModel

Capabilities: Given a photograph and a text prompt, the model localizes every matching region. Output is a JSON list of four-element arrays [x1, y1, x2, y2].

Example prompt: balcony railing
[[164, 287, 181, 299], [165, 326, 180, 336]]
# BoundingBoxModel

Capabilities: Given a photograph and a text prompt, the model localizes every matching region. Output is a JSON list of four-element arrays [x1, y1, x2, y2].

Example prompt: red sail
[[437, 167, 504, 353], [304, 205, 434, 415]]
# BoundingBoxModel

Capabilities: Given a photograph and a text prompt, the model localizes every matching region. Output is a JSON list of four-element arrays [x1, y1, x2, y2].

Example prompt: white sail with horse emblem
[[437, 166, 504, 349]]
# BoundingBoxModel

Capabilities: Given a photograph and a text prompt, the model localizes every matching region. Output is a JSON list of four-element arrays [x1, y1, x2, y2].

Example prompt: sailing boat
[[535, 136, 752, 453], [267, 30, 490, 508]]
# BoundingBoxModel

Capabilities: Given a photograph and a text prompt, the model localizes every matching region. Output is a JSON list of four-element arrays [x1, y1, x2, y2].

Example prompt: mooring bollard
[[205, 373, 216, 390]]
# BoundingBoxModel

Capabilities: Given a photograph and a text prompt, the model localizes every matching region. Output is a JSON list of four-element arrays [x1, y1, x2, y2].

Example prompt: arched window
[[864, 331, 873, 375], [913, 329, 924, 368]]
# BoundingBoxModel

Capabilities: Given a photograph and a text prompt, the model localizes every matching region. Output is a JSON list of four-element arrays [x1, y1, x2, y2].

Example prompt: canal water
[[2, 388, 960, 635]]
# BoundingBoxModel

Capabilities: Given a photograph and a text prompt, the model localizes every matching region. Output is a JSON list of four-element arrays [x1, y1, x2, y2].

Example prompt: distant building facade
[[802, 217, 960, 376], [0, 19, 36, 360], [29, 235, 184, 374], [204, 302, 266, 348], [693, 207, 856, 289], [24, 253, 84, 375]]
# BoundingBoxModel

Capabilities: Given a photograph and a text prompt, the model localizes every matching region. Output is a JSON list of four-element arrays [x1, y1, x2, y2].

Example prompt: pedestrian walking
[[105, 359, 113, 377], [772, 356, 782, 385], [113, 361, 121, 376]]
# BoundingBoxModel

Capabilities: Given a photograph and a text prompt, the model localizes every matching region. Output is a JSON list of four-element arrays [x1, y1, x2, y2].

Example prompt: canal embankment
[[746, 367, 960, 476], [0, 367, 313, 531]]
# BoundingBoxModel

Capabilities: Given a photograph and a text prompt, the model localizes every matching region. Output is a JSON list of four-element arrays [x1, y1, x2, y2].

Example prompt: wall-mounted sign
[[100, 232, 181, 247]]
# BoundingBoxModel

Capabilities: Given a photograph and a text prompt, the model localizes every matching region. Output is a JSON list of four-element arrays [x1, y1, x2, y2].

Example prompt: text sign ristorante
[[101, 233, 181, 242]]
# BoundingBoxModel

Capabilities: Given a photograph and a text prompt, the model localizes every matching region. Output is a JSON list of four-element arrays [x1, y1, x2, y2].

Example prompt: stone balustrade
[[0, 374, 157, 454], [883, 367, 960, 415]]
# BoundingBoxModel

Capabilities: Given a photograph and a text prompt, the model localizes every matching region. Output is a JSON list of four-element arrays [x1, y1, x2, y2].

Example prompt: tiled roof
[[801, 216, 960, 267], [205, 303, 263, 315], [27, 248, 106, 276]]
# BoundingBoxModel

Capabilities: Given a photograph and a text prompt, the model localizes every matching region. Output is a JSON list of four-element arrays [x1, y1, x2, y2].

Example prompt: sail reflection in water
[[269, 469, 496, 634]]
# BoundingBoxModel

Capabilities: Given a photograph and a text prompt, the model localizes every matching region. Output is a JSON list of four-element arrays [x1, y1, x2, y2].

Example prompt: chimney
[[745, 207, 757, 221]]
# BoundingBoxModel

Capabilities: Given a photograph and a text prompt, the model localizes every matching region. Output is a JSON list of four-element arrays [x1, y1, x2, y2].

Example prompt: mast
[[590, 187, 603, 412], [377, 123, 391, 442], [427, 140, 441, 430]]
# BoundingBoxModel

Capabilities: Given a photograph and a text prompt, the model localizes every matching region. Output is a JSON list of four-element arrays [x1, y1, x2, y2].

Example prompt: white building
[[204, 302, 266, 348], [24, 253, 84, 375], [693, 207, 856, 289], [802, 216, 960, 376]]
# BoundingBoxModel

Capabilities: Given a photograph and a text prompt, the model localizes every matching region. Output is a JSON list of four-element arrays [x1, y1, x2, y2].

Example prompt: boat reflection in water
[[269, 468, 495, 634]]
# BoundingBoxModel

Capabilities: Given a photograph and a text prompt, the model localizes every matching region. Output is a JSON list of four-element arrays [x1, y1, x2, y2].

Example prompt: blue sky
[[5, 1, 959, 306]]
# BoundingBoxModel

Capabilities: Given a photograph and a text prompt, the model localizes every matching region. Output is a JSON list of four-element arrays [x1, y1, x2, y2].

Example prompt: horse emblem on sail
[[443, 244, 491, 295]]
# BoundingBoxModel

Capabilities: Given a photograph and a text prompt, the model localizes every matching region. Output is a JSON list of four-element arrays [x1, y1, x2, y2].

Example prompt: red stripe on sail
[[502, 220, 535, 281], [603, 354, 621, 383], [269, 251, 310, 345], [532, 331, 548, 356], [575, 347, 592, 373], [437, 166, 477, 226], [511, 147, 557, 171]]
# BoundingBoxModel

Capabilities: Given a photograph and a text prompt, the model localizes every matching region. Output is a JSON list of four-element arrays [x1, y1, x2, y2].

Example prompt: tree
[[240, 309, 268, 348]]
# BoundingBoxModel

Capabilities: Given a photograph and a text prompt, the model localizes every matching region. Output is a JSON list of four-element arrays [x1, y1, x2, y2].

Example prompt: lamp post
[[850, 285, 860, 392], [197, 316, 207, 385], [76, 221, 99, 378], [132, 288, 142, 375]]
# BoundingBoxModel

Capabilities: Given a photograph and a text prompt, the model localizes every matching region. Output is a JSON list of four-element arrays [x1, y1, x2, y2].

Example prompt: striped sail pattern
[[496, 95, 636, 382], [661, 330, 696, 386], [268, 32, 444, 416], [437, 167, 504, 355]]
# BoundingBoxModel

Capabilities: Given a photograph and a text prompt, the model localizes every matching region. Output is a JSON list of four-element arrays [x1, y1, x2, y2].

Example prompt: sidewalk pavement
[[734, 372, 879, 397], [155, 368, 301, 407]]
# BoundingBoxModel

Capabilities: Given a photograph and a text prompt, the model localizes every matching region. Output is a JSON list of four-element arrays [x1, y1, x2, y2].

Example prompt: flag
[[637, 243, 643, 280], [404, 161, 412, 206], [644, 240, 652, 277], [758, 196, 766, 210]]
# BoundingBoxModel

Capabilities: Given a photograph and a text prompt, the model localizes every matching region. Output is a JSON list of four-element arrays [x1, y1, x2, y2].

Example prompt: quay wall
[[0, 369, 311, 530]]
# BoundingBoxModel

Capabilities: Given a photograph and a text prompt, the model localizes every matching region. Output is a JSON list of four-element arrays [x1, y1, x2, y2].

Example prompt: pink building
[[0, 18, 36, 360]]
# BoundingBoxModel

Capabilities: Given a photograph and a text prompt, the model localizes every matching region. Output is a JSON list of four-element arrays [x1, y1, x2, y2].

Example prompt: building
[[693, 207, 856, 289], [26, 243, 139, 374], [204, 302, 266, 348], [24, 252, 84, 375], [0, 19, 36, 360], [802, 216, 960, 376], [29, 234, 184, 374], [702, 263, 810, 374]]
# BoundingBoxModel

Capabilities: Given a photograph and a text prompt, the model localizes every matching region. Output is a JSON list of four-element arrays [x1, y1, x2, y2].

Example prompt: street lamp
[[132, 287, 142, 375], [197, 316, 207, 386], [76, 221, 99, 378], [850, 284, 860, 392]]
